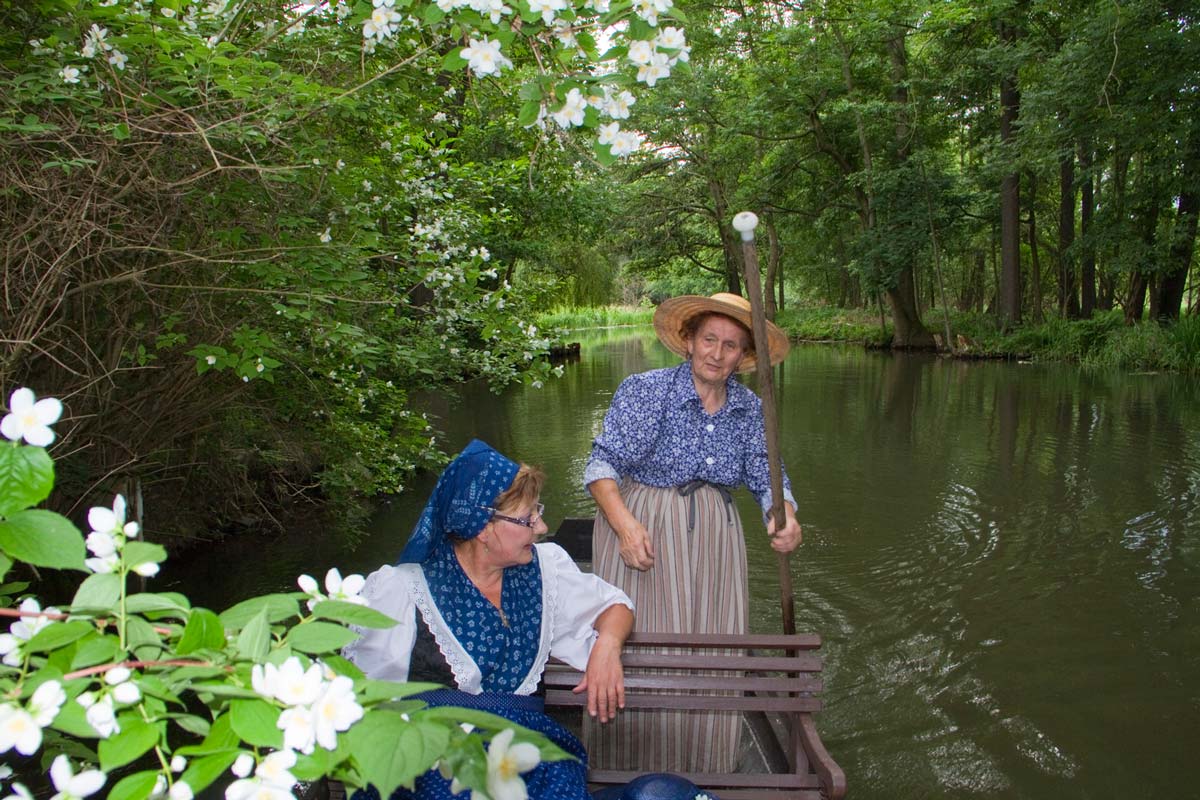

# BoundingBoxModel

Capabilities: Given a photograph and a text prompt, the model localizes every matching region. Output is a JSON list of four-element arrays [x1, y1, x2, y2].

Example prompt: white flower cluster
[[0, 599, 60, 668], [0, 679, 65, 756], [76, 667, 142, 739], [85, 494, 154, 576], [80, 24, 128, 70], [296, 568, 368, 612], [226, 748, 299, 800], [1, 388, 62, 446], [251, 657, 364, 754]]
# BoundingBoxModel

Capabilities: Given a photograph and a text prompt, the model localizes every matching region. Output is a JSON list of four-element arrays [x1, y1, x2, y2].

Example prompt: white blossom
[[1, 388, 63, 446], [109, 50, 128, 70], [0, 598, 59, 667], [48, 756, 106, 800], [610, 129, 644, 157], [526, 0, 566, 25], [460, 38, 512, 77], [481, 729, 540, 800], [323, 568, 367, 605], [83, 695, 119, 738], [311, 676, 363, 750], [231, 753, 255, 778], [551, 88, 587, 129], [88, 494, 140, 539], [319, 228, 332, 243], [278, 705, 316, 754]]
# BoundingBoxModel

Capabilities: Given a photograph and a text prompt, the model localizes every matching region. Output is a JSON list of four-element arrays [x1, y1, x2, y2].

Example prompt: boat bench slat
[[545, 631, 846, 800], [543, 673, 823, 694]]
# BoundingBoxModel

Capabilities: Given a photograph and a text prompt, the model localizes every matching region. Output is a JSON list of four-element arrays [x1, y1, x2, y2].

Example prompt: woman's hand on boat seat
[[575, 631, 627, 723]]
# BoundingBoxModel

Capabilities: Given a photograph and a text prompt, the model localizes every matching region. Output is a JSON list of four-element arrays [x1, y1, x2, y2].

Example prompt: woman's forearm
[[589, 478, 638, 537], [593, 602, 634, 646]]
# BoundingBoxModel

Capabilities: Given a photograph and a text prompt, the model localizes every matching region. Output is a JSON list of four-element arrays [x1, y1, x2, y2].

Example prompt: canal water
[[171, 327, 1200, 799]]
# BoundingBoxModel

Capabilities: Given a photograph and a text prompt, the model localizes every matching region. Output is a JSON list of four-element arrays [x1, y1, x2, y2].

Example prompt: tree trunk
[[1102, 145, 1131, 312], [886, 27, 935, 348], [765, 211, 780, 321], [998, 19, 1022, 328], [1152, 127, 1200, 322], [1059, 144, 1080, 318], [1127, 154, 1161, 324], [708, 177, 742, 295], [1080, 144, 1097, 316], [1027, 173, 1044, 323]]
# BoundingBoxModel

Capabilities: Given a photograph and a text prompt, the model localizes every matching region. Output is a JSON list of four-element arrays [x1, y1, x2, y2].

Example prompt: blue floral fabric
[[424, 543, 541, 692], [584, 363, 795, 513], [398, 439, 519, 564]]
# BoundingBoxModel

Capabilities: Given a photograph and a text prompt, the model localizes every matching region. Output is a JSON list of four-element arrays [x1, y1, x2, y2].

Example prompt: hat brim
[[652, 295, 790, 372]]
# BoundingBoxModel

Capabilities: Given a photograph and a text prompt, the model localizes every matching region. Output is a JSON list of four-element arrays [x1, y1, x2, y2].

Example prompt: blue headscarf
[[397, 439, 520, 564]]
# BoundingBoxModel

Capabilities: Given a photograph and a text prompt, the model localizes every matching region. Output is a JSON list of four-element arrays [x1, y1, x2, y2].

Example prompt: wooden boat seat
[[543, 631, 847, 800]]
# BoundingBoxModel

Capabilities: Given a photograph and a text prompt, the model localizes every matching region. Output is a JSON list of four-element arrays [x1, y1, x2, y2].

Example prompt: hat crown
[[708, 292, 752, 314]]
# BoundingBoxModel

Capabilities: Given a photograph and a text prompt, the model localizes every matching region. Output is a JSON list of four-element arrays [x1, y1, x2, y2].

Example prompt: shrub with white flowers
[[0, 389, 564, 800]]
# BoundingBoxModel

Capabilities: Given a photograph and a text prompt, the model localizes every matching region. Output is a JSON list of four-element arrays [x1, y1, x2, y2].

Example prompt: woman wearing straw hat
[[581, 292, 802, 774]]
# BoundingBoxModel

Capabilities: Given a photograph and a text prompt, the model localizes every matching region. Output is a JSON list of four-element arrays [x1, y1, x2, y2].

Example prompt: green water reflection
[[173, 327, 1200, 799]]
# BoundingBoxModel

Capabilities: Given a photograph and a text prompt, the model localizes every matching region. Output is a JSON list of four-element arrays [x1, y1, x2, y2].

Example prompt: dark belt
[[676, 480, 734, 532]]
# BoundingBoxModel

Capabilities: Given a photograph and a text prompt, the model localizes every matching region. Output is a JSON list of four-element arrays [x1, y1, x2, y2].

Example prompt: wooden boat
[[547, 518, 846, 800]]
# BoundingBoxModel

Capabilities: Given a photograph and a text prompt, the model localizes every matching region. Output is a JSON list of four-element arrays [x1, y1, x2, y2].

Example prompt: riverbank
[[537, 305, 1200, 372]]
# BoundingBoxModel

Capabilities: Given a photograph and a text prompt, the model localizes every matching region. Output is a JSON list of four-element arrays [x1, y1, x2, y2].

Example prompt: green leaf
[[0, 552, 11, 581], [518, 101, 542, 127], [236, 607, 271, 662], [113, 122, 131, 141], [177, 713, 238, 756], [0, 509, 85, 570], [70, 632, 121, 670], [99, 717, 160, 771], [176, 608, 225, 654], [357, 680, 441, 704], [423, 3, 445, 24], [442, 48, 466, 71], [123, 540, 167, 570], [180, 751, 239, 795], [127, 616, 164, 661], [312, 600, 397, 629], [287, 621, 359, 654], [168, 713, 211, 738], [24, 620, 93, 653], [0, 444, 54, 517], [71, 572, 121, 613], [219, 594, 299, 628], [125, 592, 190, 618], [229, 699, 283, 748], [108, 771, 160, 800], [51, 696, 102, 738], [320, 654, 364, 680], [346, 710, 447, 796]]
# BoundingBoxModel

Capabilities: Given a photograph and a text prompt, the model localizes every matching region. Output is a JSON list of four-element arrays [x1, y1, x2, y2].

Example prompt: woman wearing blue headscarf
[[346, 440, 717, 800]]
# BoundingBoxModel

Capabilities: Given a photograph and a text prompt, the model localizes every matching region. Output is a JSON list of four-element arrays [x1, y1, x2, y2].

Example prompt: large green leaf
[[69, 632, 121, 670], [219, 593, 299, 628], [125, 592, 191, 618], [0, 445, 54, 517], [180, 751, 239, 794], [229, 698, 283, 748], [345, 710, 447, 796], [127, 616, 164, 661], [99, 717, 160, 771], [71, 572, 121, 613], [24, 620, 93, 653], [235, 607, 271, 662], [176, 712, 238, 756], [176, 608, 225, 654], [123, 540, 167, 570], [312, 599, 397, 629], [108, 771, 160, 800], [0, 509, 84, 570], [287, 621, 359, 654]]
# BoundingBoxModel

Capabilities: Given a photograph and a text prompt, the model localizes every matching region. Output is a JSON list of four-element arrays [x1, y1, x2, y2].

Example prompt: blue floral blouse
[[583, 362, 795, 514]]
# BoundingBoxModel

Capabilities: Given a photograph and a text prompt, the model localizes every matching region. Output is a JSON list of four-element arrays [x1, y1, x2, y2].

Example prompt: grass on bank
[[540, 304, 1200, 373]]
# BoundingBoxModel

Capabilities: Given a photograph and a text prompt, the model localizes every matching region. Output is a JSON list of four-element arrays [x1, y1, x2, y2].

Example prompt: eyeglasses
[[482, 502, 545, 529]]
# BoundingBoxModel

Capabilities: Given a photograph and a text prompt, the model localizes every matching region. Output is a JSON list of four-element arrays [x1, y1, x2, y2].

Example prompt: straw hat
[[652, 292, 790, 373]]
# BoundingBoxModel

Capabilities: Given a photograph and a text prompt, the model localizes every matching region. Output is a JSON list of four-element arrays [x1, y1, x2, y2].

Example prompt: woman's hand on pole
[[767, 502, 803, 554]]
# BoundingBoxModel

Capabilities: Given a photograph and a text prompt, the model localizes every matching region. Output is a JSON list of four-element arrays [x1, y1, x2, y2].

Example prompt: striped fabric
[[583, 480, 747, 773]]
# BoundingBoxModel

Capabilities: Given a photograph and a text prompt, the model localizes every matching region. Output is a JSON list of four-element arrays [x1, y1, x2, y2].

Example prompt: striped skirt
[[582, 480, 748, 773]]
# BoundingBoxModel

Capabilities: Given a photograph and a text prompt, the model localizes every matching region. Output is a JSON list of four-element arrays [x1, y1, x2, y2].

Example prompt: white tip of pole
[[732, 211, 759, 241]]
